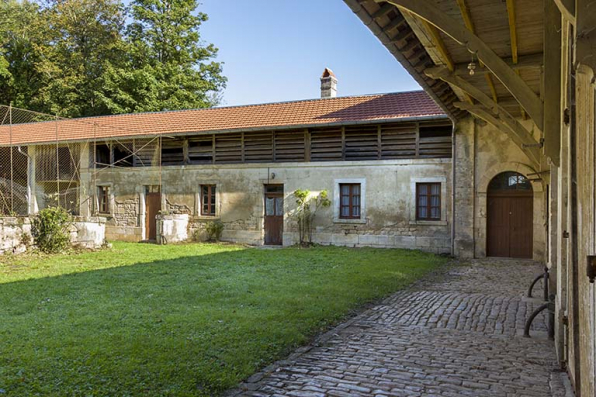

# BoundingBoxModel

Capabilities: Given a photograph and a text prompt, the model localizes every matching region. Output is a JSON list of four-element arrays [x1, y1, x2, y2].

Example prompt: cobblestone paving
[[228, 259, 568, 397]]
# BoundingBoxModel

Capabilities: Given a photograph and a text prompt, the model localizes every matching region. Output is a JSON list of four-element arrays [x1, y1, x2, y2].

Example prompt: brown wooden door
[[145, 192, 161, 241], [487, 192, 533, 258], [264, 185, 284, 245]]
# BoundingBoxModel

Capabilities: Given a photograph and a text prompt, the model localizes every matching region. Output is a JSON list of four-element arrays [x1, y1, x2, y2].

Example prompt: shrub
[[205, 220, 224, 242], [31, 207, 72, 253], [293, 189, 331, 246]]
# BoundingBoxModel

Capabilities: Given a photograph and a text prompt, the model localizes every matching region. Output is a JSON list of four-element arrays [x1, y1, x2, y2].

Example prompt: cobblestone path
[[228, 259, 570, 397]]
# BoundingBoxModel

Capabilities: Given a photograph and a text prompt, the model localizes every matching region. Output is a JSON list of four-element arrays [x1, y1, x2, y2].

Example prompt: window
[[416, 183, 441, 220], [488, 172, 532, 191], [113, 142, 133, 167], [339, 183, 361, 219], [201, 185, 216, 216], [98, 186, 110, 214]]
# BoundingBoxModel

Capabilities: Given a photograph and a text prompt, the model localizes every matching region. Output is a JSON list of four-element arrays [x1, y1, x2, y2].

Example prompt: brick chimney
[[320, 68, 337, 98]]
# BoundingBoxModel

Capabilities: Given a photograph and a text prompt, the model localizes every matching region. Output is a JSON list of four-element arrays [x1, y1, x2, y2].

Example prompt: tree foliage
[[0, 0, 226, 117], [293, 189, 331, 247]]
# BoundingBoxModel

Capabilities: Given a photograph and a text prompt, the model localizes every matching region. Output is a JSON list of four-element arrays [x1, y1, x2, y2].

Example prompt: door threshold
[[259, 245, 284, 249]]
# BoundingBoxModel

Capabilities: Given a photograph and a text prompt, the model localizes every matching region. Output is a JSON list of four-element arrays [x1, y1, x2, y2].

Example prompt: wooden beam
[[553, 0, 575, 25], [576, 0, 596, 73], [372, 2, 395, 19], [390, 28, 414, 43], [455, 0, 475, 32], [418, 19, 476, 104], [420, 20, 454, 71], [383, 14, 405, 31], [485, 74, 498, 103], [454, 0, 498, 103], [453, 102, 541, 165], [505, 0, 528, 119], [543, 0, 562, 165], [426, 67, 541, 163], [452, 53, 543, 76], [505, 0, 518, 64], [376, 0, 544, 130], [400, 38, 420, 53]]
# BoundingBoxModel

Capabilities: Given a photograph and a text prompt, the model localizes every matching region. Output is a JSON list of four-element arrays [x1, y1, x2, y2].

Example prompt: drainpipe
[[451, 123, 456, 257]]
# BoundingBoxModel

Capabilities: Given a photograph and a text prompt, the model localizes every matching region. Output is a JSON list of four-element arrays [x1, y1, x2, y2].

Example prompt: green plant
[[31, 207, 72, 253], [20, 232, 32, 248], [204, 220, 224, 242], [192, 228, 203, 242], [293, 189, 331, 247]]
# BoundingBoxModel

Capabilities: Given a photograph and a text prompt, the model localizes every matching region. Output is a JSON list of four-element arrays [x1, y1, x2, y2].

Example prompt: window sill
[[333, 218, 366, 225], [409, 220, 448, 226], [195, 215, 221, 221]]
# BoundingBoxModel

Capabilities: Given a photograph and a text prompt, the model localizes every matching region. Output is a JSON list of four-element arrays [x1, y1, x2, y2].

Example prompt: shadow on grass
[[0, 245, 444, 397]]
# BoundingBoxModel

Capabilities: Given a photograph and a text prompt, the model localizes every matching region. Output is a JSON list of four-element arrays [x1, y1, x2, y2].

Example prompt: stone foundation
[[156, 214, 189, 244], [0, 216, 106, 254]]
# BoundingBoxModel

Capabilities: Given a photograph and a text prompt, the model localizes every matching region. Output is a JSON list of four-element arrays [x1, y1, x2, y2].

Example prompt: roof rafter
[[505, 0, 518, 64], [505, 0, 528, 119], [553, 0, 575, 24], [375, 0, 544, 130], [425, 66, 541, 164], [454, 0, 498, 103], [453, 53, 542, 76]]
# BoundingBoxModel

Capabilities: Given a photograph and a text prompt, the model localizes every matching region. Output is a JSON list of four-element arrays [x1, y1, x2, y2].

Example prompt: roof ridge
[[42, 90, 428, 123]]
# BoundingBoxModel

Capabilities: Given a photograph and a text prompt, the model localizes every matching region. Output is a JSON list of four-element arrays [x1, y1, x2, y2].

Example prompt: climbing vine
[[293, 189, 331, 247]]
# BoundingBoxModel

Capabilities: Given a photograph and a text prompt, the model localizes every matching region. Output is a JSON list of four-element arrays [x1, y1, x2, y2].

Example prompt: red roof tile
[[0, 91, 446, 145]]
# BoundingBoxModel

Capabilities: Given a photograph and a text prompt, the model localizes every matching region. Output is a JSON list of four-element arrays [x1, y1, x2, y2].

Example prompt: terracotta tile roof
[[0, 91, 446, 146]]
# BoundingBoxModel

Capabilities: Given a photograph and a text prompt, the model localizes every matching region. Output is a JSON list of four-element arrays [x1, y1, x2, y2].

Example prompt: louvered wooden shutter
[[380, 123, 417, 159], [310, 127, 343, 161], [244, 132, 273, 163], [274, 130, 306, 162]]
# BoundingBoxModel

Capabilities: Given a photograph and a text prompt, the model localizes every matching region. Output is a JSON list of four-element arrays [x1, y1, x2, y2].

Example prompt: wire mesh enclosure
[[0, 105, 163, 217]]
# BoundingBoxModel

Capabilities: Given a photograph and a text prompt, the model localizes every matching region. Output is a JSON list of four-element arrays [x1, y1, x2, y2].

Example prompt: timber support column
[[27, 146, 38, 215], [79, 144, 91, 218]]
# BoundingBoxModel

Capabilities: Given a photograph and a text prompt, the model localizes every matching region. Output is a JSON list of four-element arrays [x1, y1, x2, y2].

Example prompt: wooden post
[[543, 0, 562, 166]]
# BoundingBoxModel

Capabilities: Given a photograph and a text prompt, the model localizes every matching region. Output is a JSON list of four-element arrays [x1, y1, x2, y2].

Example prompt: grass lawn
[[0, 242, 447, 396]]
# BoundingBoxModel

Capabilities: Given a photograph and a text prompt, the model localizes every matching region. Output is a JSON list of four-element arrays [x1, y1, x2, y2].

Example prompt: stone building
[[1, 0, 595, 392], [343, 0, 595, 395], [0, 77, 460, 252]]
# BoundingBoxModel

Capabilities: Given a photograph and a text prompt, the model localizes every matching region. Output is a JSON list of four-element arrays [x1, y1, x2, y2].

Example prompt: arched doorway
[[487, 172, 534, 258]]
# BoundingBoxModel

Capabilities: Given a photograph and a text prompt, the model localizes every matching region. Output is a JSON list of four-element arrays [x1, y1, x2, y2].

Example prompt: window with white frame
[[200, 184, 217, 216], [333, 178, 366, 223]]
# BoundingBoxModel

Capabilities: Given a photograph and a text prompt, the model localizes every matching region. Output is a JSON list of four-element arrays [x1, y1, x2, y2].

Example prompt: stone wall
[[0, 216, 106, 254], [454, 116, 547, 262], [156, 214, 189, 244], [81, 158, 454, 253], [0, 217, 32, 254]]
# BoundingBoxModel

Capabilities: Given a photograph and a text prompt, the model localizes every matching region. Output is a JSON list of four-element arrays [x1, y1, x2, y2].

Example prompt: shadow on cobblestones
[[228, 259, 569, 397]]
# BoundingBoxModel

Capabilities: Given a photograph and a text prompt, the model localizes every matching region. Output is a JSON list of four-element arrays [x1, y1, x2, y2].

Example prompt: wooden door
[[487, 192, 533, 258], [145, 192, 161, 241], [264, 185, 284, 245]]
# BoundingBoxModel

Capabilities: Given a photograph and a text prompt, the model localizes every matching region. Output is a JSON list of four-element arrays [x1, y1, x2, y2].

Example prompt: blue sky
[[198, 1, 420, 106]]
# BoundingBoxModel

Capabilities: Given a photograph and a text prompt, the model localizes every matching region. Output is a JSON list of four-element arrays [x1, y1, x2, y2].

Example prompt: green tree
[[33, 0, 127, 117], [100, 0, 226, 113], [0, 0, 42, 109]]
